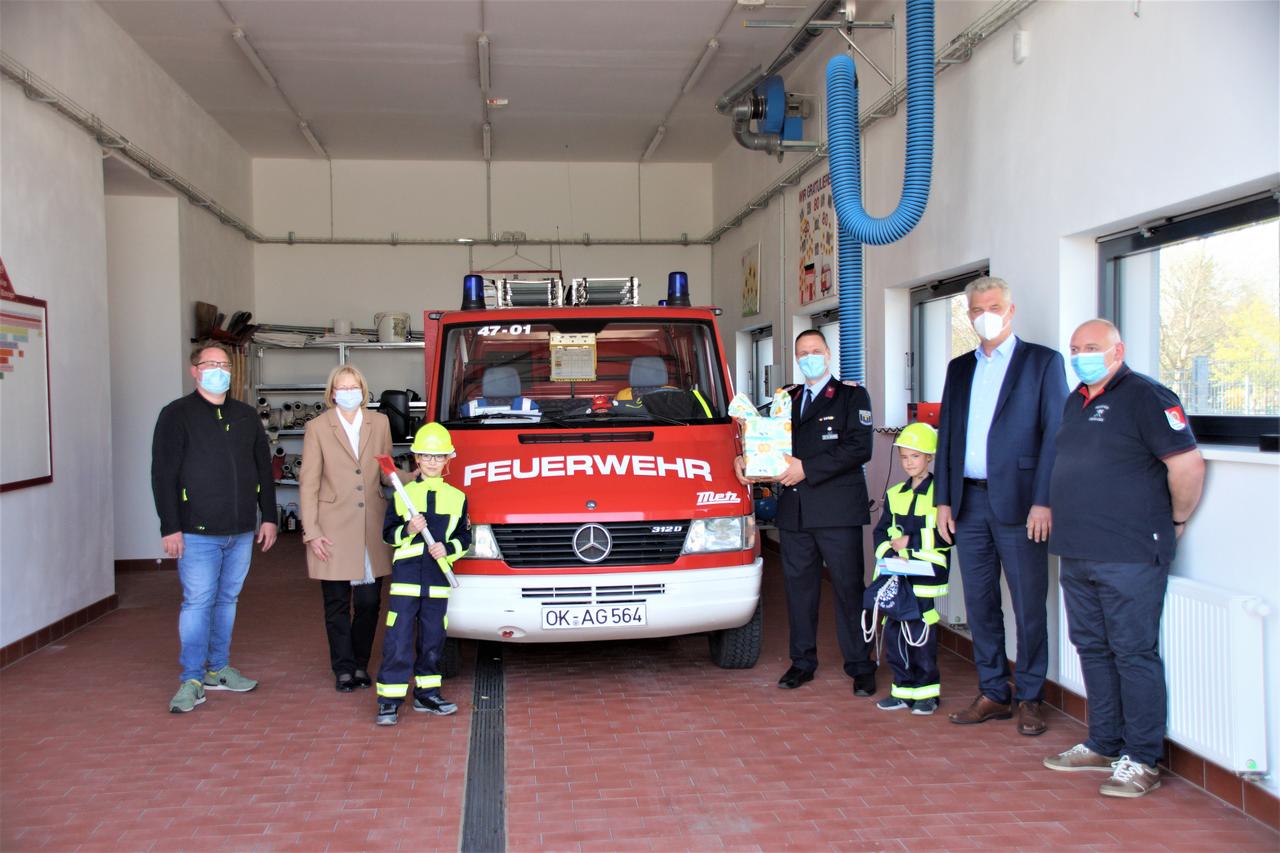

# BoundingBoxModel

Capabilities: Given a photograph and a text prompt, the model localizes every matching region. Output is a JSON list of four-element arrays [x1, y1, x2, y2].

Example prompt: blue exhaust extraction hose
[[826, 0, 934, 382]]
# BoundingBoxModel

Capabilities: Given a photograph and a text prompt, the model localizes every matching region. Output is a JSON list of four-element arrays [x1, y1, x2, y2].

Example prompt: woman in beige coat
[[298, 365, 395, 692]]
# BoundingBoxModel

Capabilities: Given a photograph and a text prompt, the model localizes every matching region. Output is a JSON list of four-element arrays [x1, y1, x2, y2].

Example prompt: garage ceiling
[[97, 0, 825, 162]]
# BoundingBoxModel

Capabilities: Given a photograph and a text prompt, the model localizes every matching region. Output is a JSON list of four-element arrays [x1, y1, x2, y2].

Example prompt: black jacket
[[775, 377, 874, 530], [151, 391, 275, 536]]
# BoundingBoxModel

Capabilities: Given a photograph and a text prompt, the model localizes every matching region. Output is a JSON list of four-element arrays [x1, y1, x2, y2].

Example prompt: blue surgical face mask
[[198, 367, 231, 395], [798, 354, 827, 381], [334, 389, 364, 411], [1071, 347, 1114, 385]]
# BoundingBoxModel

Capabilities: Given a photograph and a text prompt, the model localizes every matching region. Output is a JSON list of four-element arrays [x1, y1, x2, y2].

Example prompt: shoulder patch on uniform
[[1164, 406, 1187, 431], [859, 410, 873, 426]]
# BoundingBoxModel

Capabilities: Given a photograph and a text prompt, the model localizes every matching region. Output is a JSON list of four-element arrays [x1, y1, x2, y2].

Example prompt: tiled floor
[[2, 537, 1276, 851]]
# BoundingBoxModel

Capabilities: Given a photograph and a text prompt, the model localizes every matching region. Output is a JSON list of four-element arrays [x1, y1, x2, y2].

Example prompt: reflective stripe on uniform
[[893, 683, 941, 701], [443, 614, 448, 631], [393, 478, 467, 564], [390, 582, 422, 597], [914, 584, 949, 597], [393, 543, 426, 561], [428, 586, 450, 599], [415, 674, 442, 689], [386, 611, 398, 627], [377, 682, 408, 698], [691, 388, 713, 418], [921, 608, 940, 625]]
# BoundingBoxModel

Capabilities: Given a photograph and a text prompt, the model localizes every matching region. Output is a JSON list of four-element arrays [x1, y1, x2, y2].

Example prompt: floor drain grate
[[460, 641, 505, 853]]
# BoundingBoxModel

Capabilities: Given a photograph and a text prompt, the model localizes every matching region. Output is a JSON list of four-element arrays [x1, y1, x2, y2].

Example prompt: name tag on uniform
[[822, 430, 839, 440]]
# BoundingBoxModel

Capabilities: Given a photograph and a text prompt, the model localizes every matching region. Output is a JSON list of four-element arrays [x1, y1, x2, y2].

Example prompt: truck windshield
[[439, 319, 730, 427]]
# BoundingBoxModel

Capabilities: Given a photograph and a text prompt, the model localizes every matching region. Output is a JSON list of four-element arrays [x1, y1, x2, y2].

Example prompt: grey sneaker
[[413, 692, 458, 716], [376, 703, 399, 726], [1099, 756, 1161, 798], [876, 696, 911, 711], [911, 697, 939, 715], [204, 665, 258, 692], [1043, 743, 1120, 773], [169, 679, 206, 713]]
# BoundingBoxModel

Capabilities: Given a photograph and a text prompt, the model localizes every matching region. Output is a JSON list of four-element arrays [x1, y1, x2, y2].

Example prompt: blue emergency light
[[667, 271, 691, 307], [461, 274, 486, 310]]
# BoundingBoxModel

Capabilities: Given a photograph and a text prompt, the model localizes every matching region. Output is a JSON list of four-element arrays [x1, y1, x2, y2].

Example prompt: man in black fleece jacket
[[151, 344, 277, 713]]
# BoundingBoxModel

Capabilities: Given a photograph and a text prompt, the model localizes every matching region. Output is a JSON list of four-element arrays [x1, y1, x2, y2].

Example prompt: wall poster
[[0, 258, 53, 491], [741, 243, 760, 317], [798, 171, 835, 306]]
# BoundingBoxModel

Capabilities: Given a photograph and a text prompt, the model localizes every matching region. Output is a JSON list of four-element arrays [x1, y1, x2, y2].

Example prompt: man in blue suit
[[934, 277, 1068, 736]]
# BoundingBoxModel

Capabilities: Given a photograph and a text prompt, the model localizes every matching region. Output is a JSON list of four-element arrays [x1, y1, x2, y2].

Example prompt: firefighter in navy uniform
[[870, 422, 950, 715], [375, 423, 471, 726], [738, 329, 877, 695]]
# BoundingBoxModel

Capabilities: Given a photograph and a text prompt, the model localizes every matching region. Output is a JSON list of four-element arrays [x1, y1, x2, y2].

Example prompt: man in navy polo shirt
[[1043, 319, 1205, 798]]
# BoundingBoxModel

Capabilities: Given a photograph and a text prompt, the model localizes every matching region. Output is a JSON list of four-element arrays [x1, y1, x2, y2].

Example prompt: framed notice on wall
[[0, 260, 53, 492]]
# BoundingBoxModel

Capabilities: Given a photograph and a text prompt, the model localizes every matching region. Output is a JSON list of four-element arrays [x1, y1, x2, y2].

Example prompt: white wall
[[0, 80, 116, 644], [709, 0, 1280, 790], [0, 0, 255, 637], [106, 195, 184, 560], [252, 159, 714, 331]]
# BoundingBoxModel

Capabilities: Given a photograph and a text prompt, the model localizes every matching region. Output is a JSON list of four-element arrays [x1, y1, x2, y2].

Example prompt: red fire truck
[[422, 272, 762, 668]]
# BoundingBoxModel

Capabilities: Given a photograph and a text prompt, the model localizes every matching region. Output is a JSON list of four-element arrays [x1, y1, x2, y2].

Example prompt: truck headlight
[[682, 515, 756, 554], [467, 524, 503, 559]]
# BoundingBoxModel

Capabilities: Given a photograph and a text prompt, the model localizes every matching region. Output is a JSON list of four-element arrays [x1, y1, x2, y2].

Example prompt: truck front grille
[[493, 521, 687, 568]]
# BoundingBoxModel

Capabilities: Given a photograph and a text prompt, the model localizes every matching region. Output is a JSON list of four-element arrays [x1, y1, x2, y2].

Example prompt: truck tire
[[441, 637, 462, 679], [708, 601, 762, 669]]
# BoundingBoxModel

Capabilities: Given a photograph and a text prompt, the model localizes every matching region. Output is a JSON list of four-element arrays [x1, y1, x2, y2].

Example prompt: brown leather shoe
[[948, 693, 1013, 725], [1016, 700, 1047, 736]]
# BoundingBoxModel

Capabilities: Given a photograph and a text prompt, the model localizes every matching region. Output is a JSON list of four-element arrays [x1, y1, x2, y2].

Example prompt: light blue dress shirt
[[964, 335, 1018, 479], [801, 372, 831, 416]]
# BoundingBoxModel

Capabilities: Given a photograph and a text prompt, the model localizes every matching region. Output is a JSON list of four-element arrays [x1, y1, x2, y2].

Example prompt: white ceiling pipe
[[482, 122, 492, 161]]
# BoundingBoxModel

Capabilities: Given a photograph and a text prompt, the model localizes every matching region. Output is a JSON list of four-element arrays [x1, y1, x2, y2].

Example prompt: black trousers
[[320, 577, 384, 676], [779, 525, 875, 677]]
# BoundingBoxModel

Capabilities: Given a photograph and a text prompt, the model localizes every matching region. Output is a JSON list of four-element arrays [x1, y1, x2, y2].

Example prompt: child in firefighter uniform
[[868, 422, 950, 715], [375, 423, 471, 726]]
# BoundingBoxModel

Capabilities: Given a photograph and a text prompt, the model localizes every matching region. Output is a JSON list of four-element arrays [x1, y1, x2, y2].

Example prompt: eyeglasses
[[196, 361, 232, 370], [415, 453, 449, 462]]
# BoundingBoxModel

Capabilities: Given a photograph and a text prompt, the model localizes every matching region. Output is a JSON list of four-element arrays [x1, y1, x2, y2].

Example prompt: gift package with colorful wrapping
[[728, 388, 792, 479]]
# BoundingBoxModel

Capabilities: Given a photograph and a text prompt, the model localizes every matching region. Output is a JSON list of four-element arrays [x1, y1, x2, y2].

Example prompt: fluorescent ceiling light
[[298, 121, 327, 158], [231, 28, 279, 90], [482, 122, 492, 161], [477, 34, 492, 93], [642, 125, 666, 162], [682, 38, 719, 95]]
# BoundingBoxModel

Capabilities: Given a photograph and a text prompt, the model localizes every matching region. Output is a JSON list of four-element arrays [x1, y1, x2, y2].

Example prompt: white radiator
[[1057, 575, 1270, 774]]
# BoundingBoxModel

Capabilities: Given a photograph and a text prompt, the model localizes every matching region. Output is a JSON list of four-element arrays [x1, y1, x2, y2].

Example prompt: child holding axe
[[373, 423, 471, 726]]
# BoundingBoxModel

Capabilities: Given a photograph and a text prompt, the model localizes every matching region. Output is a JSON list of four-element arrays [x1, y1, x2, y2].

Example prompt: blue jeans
[[954, 486, 1049, 703], [1059, 557, 1169, 767], [177, 532, 254, 682]]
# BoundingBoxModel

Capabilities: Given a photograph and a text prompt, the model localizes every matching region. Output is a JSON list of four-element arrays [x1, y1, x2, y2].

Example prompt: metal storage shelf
[[257, 383, 326, 392]]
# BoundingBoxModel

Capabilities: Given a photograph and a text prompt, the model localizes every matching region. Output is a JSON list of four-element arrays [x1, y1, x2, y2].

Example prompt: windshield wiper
[[444, 411, 575, 428], [556, 410, 689, 427]]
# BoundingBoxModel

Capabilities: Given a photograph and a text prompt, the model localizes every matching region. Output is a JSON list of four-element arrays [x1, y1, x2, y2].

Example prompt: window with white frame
[[1099, 193, 1279, 444], [909, 269, 988, 402], [749, 326, 774, 406], [812, 309, 842, 381]]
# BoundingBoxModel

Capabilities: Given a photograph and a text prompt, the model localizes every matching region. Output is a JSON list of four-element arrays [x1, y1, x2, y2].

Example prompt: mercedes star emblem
[[572, 523, 612, 563]]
